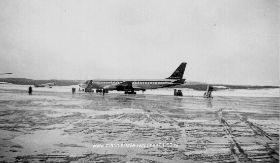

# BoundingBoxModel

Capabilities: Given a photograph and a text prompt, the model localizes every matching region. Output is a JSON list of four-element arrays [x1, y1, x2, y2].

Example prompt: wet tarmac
[[0, 87, 279, 162]]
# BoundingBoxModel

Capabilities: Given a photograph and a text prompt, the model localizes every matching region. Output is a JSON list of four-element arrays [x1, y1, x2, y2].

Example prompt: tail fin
[[167, 62, 187, 79]]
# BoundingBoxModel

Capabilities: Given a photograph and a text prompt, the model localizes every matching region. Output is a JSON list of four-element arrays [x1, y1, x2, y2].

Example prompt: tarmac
[[0, 86, 279, 162]]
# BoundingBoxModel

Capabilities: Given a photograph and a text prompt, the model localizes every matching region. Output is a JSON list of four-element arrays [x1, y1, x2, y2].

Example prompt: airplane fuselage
[[89, 79, 182, 90]]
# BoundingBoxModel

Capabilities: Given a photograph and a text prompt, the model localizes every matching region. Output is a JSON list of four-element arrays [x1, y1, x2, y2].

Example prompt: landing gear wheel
[[124, 91, 136, 94]]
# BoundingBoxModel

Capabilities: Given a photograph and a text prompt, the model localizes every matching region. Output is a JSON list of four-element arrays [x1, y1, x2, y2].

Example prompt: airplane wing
[[117, 81, 145, 91], [116, 81, 133, 90], [102, 81, 145, 91]]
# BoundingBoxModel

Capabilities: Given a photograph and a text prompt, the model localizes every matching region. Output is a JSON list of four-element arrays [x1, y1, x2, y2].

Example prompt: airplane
[[80, 62, 187, 94], [34, 82, 55, 88]]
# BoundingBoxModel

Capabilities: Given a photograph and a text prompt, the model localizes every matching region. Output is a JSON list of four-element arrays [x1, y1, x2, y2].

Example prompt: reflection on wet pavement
[[0, 89, 279, 162]]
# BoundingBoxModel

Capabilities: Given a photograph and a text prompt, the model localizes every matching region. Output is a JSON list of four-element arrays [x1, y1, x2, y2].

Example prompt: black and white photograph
[[0, 0, 279, 162]]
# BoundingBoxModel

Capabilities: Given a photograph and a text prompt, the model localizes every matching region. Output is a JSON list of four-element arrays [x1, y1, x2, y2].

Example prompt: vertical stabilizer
[[167, 62, 187, 79]]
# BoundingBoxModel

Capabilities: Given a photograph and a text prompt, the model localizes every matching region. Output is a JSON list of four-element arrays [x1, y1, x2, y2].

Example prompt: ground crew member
[[28, 86, 32, 95], [72, 87, 76, 94]]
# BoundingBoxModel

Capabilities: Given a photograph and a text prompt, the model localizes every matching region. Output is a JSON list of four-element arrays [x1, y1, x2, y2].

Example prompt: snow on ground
[[0, 84, 279, 162]]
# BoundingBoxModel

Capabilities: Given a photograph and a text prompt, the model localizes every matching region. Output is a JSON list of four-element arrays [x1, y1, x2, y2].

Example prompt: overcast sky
[[0, 0, 279, 85]]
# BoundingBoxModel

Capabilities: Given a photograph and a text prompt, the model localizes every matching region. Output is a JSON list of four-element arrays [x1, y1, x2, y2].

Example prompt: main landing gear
[[124, 91, 136, 94], [96, 89, 102, 93]]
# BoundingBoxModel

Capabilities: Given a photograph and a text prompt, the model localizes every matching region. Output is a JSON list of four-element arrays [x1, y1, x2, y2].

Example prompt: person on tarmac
[[28, 86, 32, 95]]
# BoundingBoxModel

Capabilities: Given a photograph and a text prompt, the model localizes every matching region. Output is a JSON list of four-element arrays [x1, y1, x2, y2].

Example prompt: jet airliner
[[80, 62, 187, 94]]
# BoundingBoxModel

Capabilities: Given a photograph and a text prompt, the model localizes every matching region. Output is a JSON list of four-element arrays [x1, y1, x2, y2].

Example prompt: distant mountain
[[0, 78, 278, 91], [185, 81, 207, 85], [0, 78, 83, 86], [175, 82, 279, 91]]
